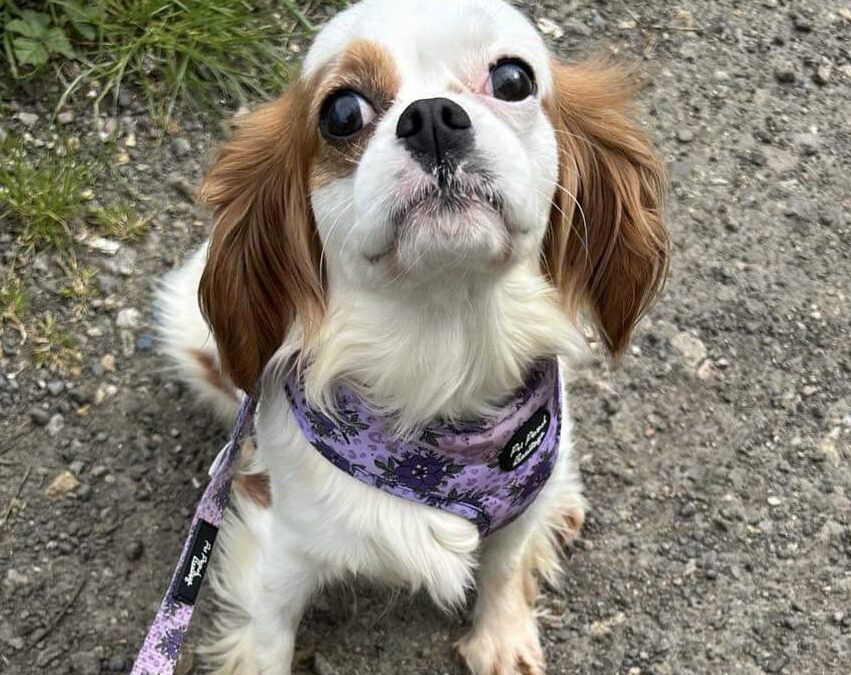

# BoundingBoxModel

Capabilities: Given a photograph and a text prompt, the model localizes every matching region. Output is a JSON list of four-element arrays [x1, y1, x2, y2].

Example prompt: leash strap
[[130, 396, 255, 675]]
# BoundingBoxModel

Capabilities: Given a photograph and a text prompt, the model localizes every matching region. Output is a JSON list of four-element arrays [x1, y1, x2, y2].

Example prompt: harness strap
[[130, 396, 255, 675]]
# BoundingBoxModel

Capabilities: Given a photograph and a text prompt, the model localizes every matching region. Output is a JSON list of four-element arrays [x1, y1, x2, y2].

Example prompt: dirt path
[[1, 1, 849, 673]]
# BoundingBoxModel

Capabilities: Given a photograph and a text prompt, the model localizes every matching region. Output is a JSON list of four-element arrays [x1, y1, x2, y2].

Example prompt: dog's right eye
[[320, 91, 375, 140]]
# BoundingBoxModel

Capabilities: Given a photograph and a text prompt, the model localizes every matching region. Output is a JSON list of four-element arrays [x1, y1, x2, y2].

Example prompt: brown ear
[[545, 61, 668, 356], [198, 80, 324, 394]]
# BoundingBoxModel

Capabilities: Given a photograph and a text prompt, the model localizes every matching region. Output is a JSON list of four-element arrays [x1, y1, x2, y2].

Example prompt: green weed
[[0, 136, 92, 250], [31, 312, 80, 371], [91, 204, 149, 242]]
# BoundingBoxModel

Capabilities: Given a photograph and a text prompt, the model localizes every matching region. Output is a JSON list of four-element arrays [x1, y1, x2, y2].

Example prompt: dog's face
[[198, 0, 669, 393], [306, 0, 559, 285]]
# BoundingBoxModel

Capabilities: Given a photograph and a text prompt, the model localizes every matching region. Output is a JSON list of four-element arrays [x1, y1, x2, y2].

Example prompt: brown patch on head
[[543, 60, 669, 356], [312, 39, 401, 190], [198, 77, 325, 394]]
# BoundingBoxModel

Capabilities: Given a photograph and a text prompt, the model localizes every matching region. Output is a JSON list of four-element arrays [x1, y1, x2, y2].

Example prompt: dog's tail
[[154, 244, 242, 422]]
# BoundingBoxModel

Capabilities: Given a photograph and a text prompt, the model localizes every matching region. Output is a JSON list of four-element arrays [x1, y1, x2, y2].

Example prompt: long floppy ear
[[545, 61, 668, 356], [198, 80, 324, 394]]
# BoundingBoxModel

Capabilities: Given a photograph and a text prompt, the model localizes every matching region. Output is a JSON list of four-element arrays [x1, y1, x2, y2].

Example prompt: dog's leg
[[454, 525, 545, 675], [200, 497, 322, 675]]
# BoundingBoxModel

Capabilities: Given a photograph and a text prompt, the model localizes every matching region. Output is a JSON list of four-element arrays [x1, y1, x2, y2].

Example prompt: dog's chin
[[370, 197, 513, 280]]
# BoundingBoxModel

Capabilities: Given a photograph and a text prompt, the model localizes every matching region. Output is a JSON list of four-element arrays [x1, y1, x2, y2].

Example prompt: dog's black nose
[[396, 98, 473, 170]]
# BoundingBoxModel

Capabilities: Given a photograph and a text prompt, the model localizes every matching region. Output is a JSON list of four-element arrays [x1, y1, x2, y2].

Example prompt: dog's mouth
[[390, 165, 505, 227], [365, 166, 507, 265]]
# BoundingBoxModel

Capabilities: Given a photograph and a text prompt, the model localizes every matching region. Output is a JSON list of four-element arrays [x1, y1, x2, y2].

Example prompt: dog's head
[[199, 0, 668, 393]]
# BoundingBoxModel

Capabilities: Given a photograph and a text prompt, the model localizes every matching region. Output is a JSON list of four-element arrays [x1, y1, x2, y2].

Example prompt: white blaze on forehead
[[303, 0, 553, 97]]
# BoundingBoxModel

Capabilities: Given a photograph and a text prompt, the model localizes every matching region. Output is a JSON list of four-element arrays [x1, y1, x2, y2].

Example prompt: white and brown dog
[[157, 0, 667, 672]]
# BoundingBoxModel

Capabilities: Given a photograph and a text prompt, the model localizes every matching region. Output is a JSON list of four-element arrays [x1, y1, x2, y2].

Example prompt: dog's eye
[[489, 59, 536, 101], [320, 91, 375, 139]]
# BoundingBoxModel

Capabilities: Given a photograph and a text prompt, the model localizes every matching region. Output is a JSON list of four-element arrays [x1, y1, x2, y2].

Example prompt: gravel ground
[[2, 1, 850, 673]]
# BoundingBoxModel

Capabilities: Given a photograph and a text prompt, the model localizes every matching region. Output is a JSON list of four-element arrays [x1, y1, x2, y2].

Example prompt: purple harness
[[131, 359, 561, 673], [284, 358, 562, 535]]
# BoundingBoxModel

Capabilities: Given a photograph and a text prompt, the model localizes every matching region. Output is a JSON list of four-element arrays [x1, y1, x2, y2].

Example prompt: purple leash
[[130, 396, 255, 675]]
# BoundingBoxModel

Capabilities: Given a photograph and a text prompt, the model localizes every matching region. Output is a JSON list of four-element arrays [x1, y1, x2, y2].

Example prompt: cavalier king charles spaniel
[[157, 0, 668, 672]]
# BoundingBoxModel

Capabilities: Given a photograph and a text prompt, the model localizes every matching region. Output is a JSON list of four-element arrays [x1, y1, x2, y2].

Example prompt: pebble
[[563, 19, 592, 37], [69, 387, 93, 405], [774, 64, 798, 84], [116, 308, 143, 329], [767, 496, 782, 507], [45, 471, 80, 498], [17, 112, 38, 127], [56, 111, 75, 125], [671, 332, 708, 370], [125, 541, 144, 562], [100, 354, 117, 372], [676, 128, 695, 144], [30, 407, 50, 426], [47, 381, 65, 396], [171, 137, 192, 157], [47, 413, 65, 437], [813, 62, 832, 86], [167, 174, 196, 201], [536, 17, 564, 39]]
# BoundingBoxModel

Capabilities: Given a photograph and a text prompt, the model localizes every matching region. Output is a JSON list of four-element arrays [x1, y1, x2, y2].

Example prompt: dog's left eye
[[488, 59, 537, 101], [320, 91, 376, 140]]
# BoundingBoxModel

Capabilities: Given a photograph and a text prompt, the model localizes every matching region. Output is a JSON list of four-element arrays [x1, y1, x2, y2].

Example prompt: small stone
[[171, 137, 192, 157], [76, 483, 93, 501], [679, 502, 698, 518], [136, 334, 154, 351], [116, 308, 143, 329], [100, 354, 117, 372], [47, 381, 65, 396], [676, 128, 695, 144], [69, 387, 93, 405], [783, 615, 802, 630], [671, 332, 708, 370], [56, 111, 75, 125], [45, 471, 80, 498], [117, 88, 133, 109], [125, 541, 144, 562], [17, 112, 38, 127], [813, 63, 832, 85], [563, 19, 592, 37], [792, 14, 812, 32], [775, 64, 798, 84], [30, 407, 50, 426], [46, 413, 65, 437], [167, 174, 196, 201], [536, 17, 564, 39], [767, 496, 782, 507]]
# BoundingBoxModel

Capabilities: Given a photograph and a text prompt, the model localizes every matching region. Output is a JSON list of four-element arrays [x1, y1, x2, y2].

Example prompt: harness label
[[499, 407, 551, 471], [173, 519, 218, 605]]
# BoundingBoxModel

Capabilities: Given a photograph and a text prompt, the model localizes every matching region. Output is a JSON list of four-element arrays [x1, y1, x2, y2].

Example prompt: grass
[[0, 276, 28, 332], [0, 135, 93, 249], [91, 204, 150, 242], [31, 312, 80, 371], [1, 1, 346, 118]]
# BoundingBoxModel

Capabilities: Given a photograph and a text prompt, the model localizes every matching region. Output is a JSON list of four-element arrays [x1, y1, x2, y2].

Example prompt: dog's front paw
[[454, 620, 545, 675]]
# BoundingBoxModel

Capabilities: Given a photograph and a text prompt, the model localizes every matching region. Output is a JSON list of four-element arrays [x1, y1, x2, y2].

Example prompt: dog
[[157, 0, 667, 672]]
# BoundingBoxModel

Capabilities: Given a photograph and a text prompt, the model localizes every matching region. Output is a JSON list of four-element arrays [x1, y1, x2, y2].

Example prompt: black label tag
[[173, 520, 218, 605], [499, 407, 551, 471]]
